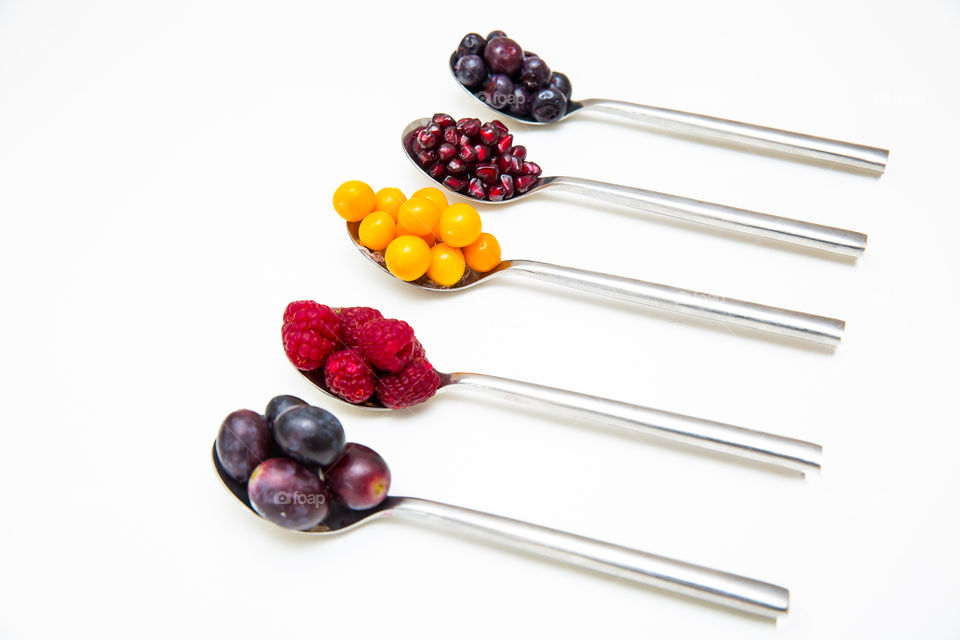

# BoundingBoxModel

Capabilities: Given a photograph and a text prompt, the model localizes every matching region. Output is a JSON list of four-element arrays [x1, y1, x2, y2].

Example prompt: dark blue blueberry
[[455, 54, 487, 89], [531, 87, 568, 123], [548, 72, 572, 102], [272, 405, 345, 467], [455, 33, 486, 59], [265, 394, 307, 429], [509, 86, 532, 117], [483, 74, 515, 111], [520, 56, 551, 92]]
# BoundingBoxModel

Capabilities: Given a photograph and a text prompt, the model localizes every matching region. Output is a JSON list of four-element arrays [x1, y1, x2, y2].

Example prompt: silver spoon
[[403, 118, 867, 257], [298, 323, 823, 474], [347, 221, 844, 347], [448, 53, 889, 175], [213, 443, 789, 618]]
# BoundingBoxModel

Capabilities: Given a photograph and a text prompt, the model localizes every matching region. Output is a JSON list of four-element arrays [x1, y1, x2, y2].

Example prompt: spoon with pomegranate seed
[[213, 443, 790, 618], [448, 53, 888, 175], [402, 117, 868, 257], [346, 220, 845, 347]]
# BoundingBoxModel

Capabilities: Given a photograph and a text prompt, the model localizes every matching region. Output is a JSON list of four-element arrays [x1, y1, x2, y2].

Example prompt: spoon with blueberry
[[403, 114, 869, 258], [452, 31, 888, 175], [214, 396, 790, 618], [281, 301, 823, 474]]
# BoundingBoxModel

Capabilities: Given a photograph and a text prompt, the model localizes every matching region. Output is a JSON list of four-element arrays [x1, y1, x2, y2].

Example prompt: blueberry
[[548, 72, 572, 102], [531, 87, 568, 123], [519, 56, 551, 91], [325, 443, 391, 510], [509, 86, 532, 117], [483, 74, 515, 111], [455, 54, 487, 89], [265, 395, 307, 429], [486, 30, 507, 41], [455, 33, 486, 59], [216, 409, 272, 483], [484, 37, 523, 76], [272, 405, 345, 467], [248, 458, 330, 530]]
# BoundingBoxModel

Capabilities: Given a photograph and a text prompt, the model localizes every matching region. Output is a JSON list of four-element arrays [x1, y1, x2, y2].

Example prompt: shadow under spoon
[[214, 443, 789, 618]]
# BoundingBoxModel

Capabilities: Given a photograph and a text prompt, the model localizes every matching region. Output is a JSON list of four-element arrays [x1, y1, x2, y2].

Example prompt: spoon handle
[[577, 98, 888, 174], [386, 496, 789, 617], [497, 259, 843, 346], [443, 372, 821, 473], [542, 176, 866, 256]]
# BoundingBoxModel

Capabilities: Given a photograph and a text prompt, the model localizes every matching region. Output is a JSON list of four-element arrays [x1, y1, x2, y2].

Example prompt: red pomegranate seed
[[496, 134, 514, 154], [458, 144, 477, 163], [427, 161, 445, 180], [475, 163, 499, 185], [443, 175, 467, 191], [437, 143, 457, 162], [511, 145, 527, 160], [458, 133, 472, 148], [456, 118, 481, 137], [467, 178, 486, 200], [487, 184, 507, 201], [417, 130, 437, 149], [522, 161, 541, 176], [496, 153, 513, 173], [474, 145, 492, 163], [491, 120, 509, 135], [443, 126, 458, 145], [509, 155, 523, 174], [416, 150, 437, 167], [433, 113, 456, 128], [479, 123, 499, 145], [516, 174, 539, 192], [500, 174, 515, 198], [426, 123, 442, 137], [447, 158, 466, 174]]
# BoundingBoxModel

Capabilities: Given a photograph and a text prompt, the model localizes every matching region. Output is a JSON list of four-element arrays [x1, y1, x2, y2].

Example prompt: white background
[[2, 1, 958, 637]]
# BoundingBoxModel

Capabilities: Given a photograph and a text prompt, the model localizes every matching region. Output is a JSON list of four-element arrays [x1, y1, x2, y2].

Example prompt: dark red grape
[[264, 395, 306, 429], [455, 33, 486, 59], [548, 72, 572, 101], [519, 56, 551, 91], [325, 443, 391, 510], [248, 458, 330, 530], [483, 74, 515, 111], [455, 54, 487, 89], [484, 37, 523, 76], [272, 405, 345, 467], [531, 87, 568, 123], [216, 409, 271, 482]]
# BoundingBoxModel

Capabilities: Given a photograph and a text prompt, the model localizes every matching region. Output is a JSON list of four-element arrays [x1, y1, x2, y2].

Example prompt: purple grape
[[519, 56, 551, 92], [264, 395, 306, 429], [455, 54, 487, 89], [484, 37, 523, 76], [216, 409, 271, 482], [531, 87, 568, 123], [455, 33, 486, 59], [325, 443, 391, 510], [272, 405, 345, 467], [509, 86, 532, 117], [248, 458, 330, 530], [486, 30, 507, 41], [548, 72, 572, 102], [483, 74, 515, 111]]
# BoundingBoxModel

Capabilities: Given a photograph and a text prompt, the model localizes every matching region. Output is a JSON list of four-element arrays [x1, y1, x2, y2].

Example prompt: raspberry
[[324, 349, 376, 404], [334, 306, 383, 349], [358, 318, 417, 373], [281, 301, 340, 371], [376, 358, 441, 409]]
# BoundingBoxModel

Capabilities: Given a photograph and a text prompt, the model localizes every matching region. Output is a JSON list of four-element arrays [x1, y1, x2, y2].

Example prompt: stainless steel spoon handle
[[578, 98, 889, 175], [494, 259, 844, 346], [386, 496, 789, 617], [443, 372, 821, 473], [542, 176, 867, 256]]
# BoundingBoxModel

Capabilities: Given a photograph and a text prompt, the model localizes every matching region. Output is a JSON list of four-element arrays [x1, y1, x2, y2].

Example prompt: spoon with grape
[[403, 117, 867, 257]]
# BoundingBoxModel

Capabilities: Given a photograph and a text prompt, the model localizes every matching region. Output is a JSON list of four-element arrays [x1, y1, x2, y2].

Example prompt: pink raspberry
[[334, 306, 384, 349], [324, 349, 376, 404], [281, 301, 340, 371], [376, 358, 441, 409], [358, 318, 417, 373]]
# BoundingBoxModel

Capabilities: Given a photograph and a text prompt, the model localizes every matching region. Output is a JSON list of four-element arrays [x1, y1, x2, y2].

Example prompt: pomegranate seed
[[458, 134, 472, 148], [417, 150, 437, 167], [491, 120, 509, 135], [433, 113, 456, 128], [443, 175, 467, 191], [515, 174, 539, 192], [467, 178, 487, 200], [475, 163, 499, 185], [511, 145, 527, 160], [456, 118, 481, 137], [404, 130, 418, 152], [426, 123, 442, 137], [487, 184, 507, 201], [496, 134, 514, 154], [474, 145, 492, 163], [427, 161, 445, 180], [417, 130, 437, 149], [447, 158, 466, 174], [509, 155, 523, 175], [437, 143, 457, 162], [458, 144, 477, 163], [500, 174, 515, 198], [522, 161, 541, 176], [496, 153, 513, 173], [443, 126, 458, 145], [479, 123, 499, 145]]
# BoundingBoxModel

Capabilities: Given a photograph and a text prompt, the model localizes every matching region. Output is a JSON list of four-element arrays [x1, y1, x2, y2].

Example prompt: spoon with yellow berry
[[334, 180, 845, 347]]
